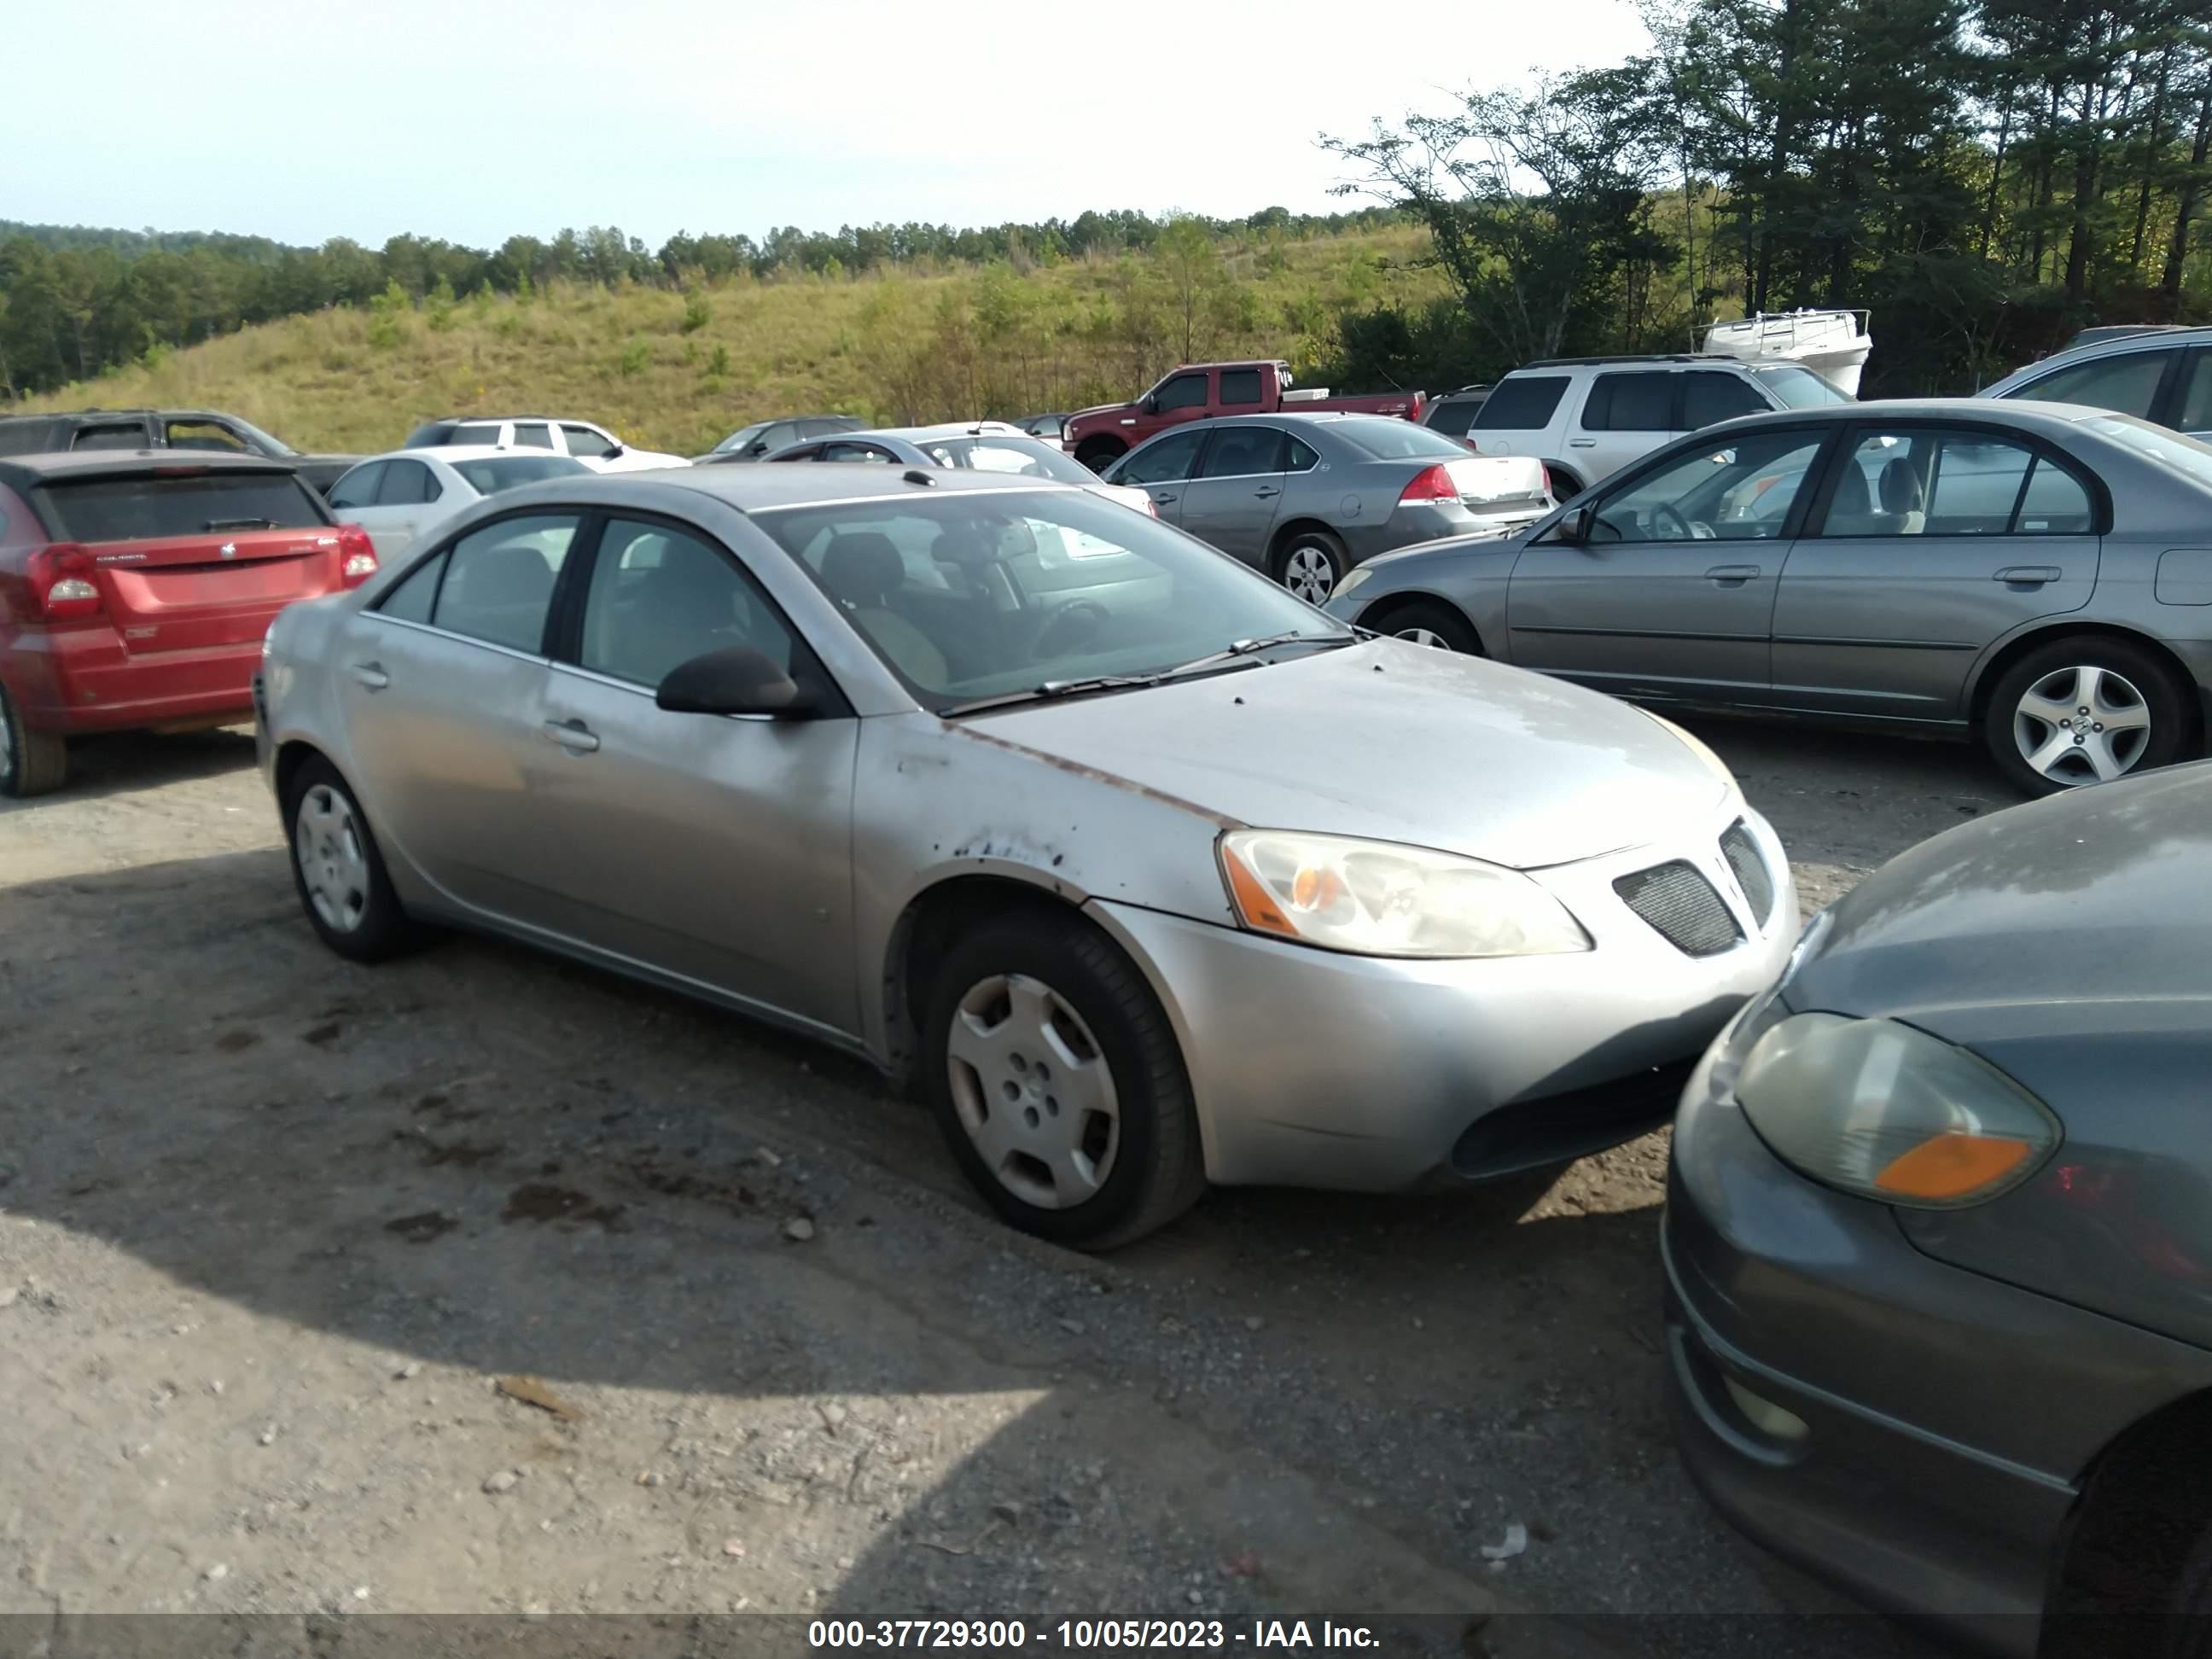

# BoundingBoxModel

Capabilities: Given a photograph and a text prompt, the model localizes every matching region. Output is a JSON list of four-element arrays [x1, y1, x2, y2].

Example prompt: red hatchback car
[[0, 451, 378, 796]]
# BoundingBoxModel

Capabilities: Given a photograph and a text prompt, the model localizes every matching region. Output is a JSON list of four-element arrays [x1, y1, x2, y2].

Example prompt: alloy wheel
[[945, 972, 1121, 1210], [1283, 544, 1337, 603], [1395, 626, 1452, 649], [294, 783, 370, 933], [2012, 664, 2152, 788]]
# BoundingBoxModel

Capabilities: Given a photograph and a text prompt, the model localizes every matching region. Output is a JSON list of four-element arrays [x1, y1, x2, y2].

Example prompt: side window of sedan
[[326, 462, 386, 510], [1587, 434, 1825, 542], [430, 514, 583, 654], [376, 550, 446, 623], [2016, 350, 2175, 421], [1117, 429, 1206, 485], [579, 519, 797, 690], [375, 459, 441, 505]]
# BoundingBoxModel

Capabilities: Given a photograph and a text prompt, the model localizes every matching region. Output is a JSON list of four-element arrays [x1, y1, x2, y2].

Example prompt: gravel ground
[[0, 714, 2006, 1655]]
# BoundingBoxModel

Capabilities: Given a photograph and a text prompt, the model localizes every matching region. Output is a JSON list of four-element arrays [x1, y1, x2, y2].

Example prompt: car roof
[[422, 414, 594, 427], [358, 445, 556, 466], [500, 461, 1074, 516], [874, 422, 1029, 440], [1988, 324, 2212, 384], [0, 407, 229, 423], [1686, 397, 2139, 440], [0, 450, 300, 487], [1514, 353, 1750, 370]]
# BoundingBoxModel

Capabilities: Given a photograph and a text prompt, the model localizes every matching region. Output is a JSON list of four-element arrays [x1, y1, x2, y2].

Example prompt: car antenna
[[902, 469, 936, 486]]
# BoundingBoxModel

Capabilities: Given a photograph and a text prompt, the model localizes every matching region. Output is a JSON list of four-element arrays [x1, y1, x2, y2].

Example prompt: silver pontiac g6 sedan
[[258, 464, 1795, 1247]]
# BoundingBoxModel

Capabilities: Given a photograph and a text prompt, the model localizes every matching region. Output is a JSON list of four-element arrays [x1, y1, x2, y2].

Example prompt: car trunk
[[1443, 455, 1551, 520], [32, 469, 345, 654]]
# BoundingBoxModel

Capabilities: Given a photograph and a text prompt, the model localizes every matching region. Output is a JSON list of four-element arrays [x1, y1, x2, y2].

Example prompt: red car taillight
[[26, 543, 102, 620], [337, 524, 379, 587], [1397, 463, 1458, 504]]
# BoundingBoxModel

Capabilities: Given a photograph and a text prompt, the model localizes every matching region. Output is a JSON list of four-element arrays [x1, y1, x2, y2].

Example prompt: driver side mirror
[[604, 443, 626, 459], [748, 441, 770, 456], [655, 647, 815, 719], [1140, 394, 1160, 416], [1551, 504, 1594, 545]]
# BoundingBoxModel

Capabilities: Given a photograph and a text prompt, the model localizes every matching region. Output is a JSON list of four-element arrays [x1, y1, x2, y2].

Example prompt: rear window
[[37, 471, 330, 542], [1425, 398, 1483, 438], [917, 435, 1093, 484], [1331, 418, 1470, 461], [1473, 375, 1569, 431], [452, 455, 590, 494]]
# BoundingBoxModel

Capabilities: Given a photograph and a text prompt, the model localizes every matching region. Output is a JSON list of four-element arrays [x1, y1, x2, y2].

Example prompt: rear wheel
[[1542, 463, 1583, 502], [1982, 636, 2192, 796], [0, 682, 67, 799], [1373, 599, 1481, 654], [923, 912, 1204, 1249], [1274, 527, 1348, 605], [282, 755, 424, 962]]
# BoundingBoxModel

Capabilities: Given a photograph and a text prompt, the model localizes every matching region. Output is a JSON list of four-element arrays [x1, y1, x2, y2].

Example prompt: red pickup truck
[[1062, 360, 1424, 474]]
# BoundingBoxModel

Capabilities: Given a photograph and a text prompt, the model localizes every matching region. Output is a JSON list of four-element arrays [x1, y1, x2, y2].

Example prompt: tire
[[1541, 463, 1583, 502], [1273, 527, 1348, 605], [1074, 440, 1125, 475], [1372, 598, 1482, 655], [923, 911, 1205, 1249], [0, 681, 67, 799], [1982, 636, 2194, 797], [2170, 1522, 2212, 1659], [282, 755, 425, 962]]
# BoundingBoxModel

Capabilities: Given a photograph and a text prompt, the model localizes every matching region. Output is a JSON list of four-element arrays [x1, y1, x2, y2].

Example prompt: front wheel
[[923, 913, 1204, 1249], [282, 756, 426, 961], [1274, 528, 1348, 605], [1375, 599, 1481, 654], [1982, 637, 2193, 796], [1074, 442, 1125, 476]]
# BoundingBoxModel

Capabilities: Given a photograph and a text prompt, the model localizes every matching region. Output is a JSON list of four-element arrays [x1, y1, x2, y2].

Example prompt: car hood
[[1065, 400, 1135, 425], [1787, 761, 2212, 1024], [960, 640, 1732, 869]]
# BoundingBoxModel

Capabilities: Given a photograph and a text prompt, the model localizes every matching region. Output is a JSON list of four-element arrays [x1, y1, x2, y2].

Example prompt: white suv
[[1467, 355, 1854, 498], [402, 416, 689, 473]]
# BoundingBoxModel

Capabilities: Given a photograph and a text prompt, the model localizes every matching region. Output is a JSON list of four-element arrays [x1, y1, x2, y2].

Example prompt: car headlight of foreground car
[[1217, 830, 1590, 959], [1736, 1013, 2062, 1208]]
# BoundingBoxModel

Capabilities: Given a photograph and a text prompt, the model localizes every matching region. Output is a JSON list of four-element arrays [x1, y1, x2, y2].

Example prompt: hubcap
[[1284, 544, 1337, 603], [1395, 626, 1451, 650], [2013, 665, 2151, 787], [945, 973, 1120, 1210], [294, 783, 370, 933]]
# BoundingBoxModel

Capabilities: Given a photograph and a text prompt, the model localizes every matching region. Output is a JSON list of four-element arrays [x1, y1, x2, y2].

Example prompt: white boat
[[1701, 308, 1872, 397]]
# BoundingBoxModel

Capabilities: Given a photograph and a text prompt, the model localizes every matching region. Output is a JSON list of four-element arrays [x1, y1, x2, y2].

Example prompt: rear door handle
[[349, 661, 389, 690], [1568, 438, 1598, 448], [1705, 565, 1761, 585], [541, 719, 600, 754], [1253, 486, 1281, 498], [1995, 566, 2061, 585]]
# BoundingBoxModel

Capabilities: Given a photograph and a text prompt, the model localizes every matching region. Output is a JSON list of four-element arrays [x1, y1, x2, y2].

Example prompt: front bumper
[[1662, 1003, 2210, 1654], [1087, 803, 1796, 1190]]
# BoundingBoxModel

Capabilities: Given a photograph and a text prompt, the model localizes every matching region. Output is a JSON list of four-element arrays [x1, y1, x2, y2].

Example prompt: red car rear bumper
[[3, 627, 261, 735]]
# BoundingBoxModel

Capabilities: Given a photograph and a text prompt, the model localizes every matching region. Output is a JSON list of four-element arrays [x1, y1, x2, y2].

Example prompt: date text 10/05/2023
[[806, 1621, 1382, 1650]]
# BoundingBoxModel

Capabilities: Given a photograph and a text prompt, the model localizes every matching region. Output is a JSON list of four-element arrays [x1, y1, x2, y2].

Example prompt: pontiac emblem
[[219, 542, 238, 559]]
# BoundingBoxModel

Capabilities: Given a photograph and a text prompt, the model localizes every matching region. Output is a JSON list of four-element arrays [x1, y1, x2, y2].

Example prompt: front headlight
[[1332, 567, 1374, 601], [1218, 830, 1590, 959], [1736, 1014, 2061, 1208]]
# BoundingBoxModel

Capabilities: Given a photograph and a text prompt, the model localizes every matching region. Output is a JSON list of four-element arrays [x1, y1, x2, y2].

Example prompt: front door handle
[[541, 719, 600, 754], [1704, 565, 1761, 585], [1995, 566, 2062, 585], [1253, 486, 1281, 498], [1151, 492, 1178, 506], [1568, 438, 1598, 448], [349, 661, 389, 690]]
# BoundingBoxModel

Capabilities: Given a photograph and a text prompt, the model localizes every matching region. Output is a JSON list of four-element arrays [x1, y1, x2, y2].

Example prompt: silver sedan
[[1328, 401, 2212, 796], [1103, 413, 1553, 605], [257, 465, 1793, 1247]]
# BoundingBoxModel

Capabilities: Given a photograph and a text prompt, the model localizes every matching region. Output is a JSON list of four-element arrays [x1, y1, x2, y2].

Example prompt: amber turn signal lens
[[1221, 847, 1297, 938], [1874, 1132, 2033, 1201]]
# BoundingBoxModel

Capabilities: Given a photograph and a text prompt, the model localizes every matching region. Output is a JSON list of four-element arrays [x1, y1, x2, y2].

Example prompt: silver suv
[[1467, 354, 1854, 498], [1978, 326, 2212, 440]]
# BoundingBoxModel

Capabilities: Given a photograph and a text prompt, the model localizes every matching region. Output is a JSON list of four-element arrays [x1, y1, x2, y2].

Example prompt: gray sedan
[[257, 464, 1792, 1247], [1101, 413, 1553, 605], [1328, 400, 2212, 795], [1667, 759, 2212, 1654]]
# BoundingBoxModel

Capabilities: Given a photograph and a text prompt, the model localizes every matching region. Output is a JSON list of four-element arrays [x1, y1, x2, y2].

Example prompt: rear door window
[[2174, 351, 2212, 434], [2016, 350, 2177, 420], [325, 462, 386, 511], [509, 422, 556, 451], [376, 459, 441, 504], [1581, 371, 1675, 432], [429, 514, 582, 654], [36, 471, 330, 541], [1198, 427, 1284, 477], [1218, 368, 1264, 407], [1472, 376, 1569, 430]]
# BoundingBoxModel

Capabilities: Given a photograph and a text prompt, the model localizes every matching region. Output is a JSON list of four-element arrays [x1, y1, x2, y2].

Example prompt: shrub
[[706, 343, 731, 377], [680, 288, 712, 333], [619, 338, 650, 376]]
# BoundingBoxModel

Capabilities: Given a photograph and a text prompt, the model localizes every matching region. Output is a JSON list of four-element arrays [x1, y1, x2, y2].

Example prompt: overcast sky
[[6, 0, 1650, 248]]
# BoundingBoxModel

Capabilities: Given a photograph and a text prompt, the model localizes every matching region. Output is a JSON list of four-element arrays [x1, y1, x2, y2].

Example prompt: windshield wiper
[[939, 632, 1352, 718], [205, 516, 276, 531]]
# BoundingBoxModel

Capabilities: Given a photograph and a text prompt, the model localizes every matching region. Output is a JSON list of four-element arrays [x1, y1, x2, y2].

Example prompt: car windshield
[[1330, 417, 1469, 461], [2079, 413, 2212, 488], [751, 487, 1348, 709], [1751, 364, 1854, 407], [713, 422, 770, 454], [451, 454, 590, 495], [914, 434, 1097, 484]]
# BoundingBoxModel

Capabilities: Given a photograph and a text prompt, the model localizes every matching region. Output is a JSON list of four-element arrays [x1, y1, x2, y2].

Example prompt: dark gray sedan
[[1102, 413, 1553, 604], [1666, 759, 2212, 1655], [1327, 400, 2212, 795]]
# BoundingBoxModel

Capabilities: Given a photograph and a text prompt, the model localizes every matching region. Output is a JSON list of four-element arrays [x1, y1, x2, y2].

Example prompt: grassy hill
[[20, 225, 1446, 457]]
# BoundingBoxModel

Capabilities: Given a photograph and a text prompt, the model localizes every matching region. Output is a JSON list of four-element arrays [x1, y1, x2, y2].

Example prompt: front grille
[[1451, 1056, 1698, 1178], [1615, 861, 1742, 958], [1719, 819, 1775, 924]]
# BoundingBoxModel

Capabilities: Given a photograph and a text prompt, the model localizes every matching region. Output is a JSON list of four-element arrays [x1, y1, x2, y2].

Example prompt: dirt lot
[[0, 715, 2007, 1655]]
